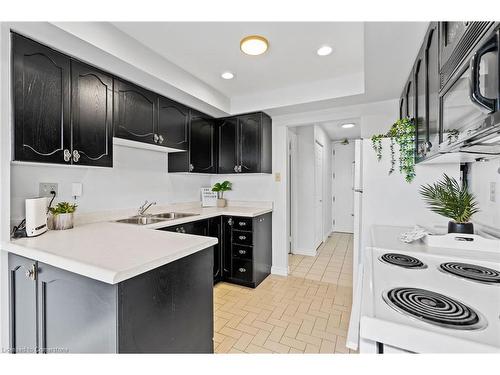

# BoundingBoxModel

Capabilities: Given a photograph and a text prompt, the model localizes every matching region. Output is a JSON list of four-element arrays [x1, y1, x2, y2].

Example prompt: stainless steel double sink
[[115, 212, 199, 225]]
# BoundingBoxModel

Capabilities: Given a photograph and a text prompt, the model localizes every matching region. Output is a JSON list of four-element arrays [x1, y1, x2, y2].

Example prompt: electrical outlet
[[39, 182, 58, 198], [490, 182, 496, 202]]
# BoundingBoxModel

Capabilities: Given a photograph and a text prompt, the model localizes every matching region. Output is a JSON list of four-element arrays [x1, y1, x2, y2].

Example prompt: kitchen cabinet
[[71, 61, 113, 167], [168, 110, 217, 173], [13, 33, 71, 164], [8, 249, 214, 353], [414, 55, 426, 162], [218, 112, 272, 174], [113, 78, 158, 145], [157, 96, 189, 150], [223, 213, 272, 288]]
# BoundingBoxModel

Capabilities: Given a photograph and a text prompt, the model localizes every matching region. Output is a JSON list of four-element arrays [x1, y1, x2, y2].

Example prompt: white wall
[[209, 174, 274, 203], [470, 159, 500, 235], [10, 146, 212, 222], [332, 141, 355, 233]]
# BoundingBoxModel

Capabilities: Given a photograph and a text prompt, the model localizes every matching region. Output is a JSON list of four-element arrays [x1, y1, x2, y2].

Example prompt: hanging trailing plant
[[370, 117, 416, 183]]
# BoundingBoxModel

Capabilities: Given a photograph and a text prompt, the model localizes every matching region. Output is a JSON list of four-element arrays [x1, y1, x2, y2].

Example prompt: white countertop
[[3, 204, 272, 285]]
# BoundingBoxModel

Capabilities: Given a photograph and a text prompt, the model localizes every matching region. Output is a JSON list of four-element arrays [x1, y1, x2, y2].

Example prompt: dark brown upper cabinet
[[13, 33, 71, 164], [113, 79, 157, 145], [218, 112, 272, 174], [158, 97, 189, 150], [426, 24, 439, 157], [414, 57, 426, 161], [168, 110, 217, 173], [71, 61, 113, 167]]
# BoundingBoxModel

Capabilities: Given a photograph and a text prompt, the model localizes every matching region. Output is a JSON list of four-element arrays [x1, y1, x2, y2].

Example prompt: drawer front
[[232, 245, 253, 260], [232, 259, 253, 282], [233, 217, 252, 231], [232, 230, 253, 246]]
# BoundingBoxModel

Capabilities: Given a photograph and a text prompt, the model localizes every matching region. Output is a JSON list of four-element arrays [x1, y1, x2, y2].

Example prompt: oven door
[[439, 30, 499, 151]]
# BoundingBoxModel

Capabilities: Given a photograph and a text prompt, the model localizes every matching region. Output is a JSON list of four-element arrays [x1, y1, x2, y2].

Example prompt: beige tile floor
[[214, 232, 355, 354]]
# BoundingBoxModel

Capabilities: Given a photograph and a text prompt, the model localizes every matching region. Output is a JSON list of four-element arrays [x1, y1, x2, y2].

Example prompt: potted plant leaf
[[49, 202, 78, 230], [212, 181, 232, 208], [419, 174, 480, 234]]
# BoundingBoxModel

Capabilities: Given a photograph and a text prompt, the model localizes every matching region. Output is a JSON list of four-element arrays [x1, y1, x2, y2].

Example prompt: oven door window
[[441, 49, 498, 145]]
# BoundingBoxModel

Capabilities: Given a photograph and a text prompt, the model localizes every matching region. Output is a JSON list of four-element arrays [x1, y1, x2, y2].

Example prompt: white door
[[314, 142, 324, 248], [332, 141, 355, 233]]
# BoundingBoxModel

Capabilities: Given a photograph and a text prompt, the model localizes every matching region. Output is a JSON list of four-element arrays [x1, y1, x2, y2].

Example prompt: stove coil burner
[[440, 262, 500, 285], [383, 287, 486, 330], [379, 253, 427, 269]]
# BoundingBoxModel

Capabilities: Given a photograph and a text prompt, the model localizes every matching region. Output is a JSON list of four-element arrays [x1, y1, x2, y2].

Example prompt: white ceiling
[[320, 118, 361, 140], [112, 22, 364, 99]]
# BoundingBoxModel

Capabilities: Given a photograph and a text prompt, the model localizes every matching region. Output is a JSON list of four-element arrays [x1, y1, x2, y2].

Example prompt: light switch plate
[[39, 182, 58, 198], [275, 172, 281, 182], [72, 183, 83, 197]]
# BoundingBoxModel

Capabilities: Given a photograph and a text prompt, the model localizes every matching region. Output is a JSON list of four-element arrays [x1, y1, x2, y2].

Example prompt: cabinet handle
[[238, 165, 242, 173], [239, 235, 246, 240], [159, 135, 164, 144], [72, 150, 80, 163], [25, 264, 37, 281], [63, 149, 71, 162], [234, 165, 238, 172], [154, 134, 159, 143], [238, 249, 246, 255], [189, 164, 194, 172], [228, 218, 233, 226], [238, 267, 246, 273], [238, 222, 246, 227]]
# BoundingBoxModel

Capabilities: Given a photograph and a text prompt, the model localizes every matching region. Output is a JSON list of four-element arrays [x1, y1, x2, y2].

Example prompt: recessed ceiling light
[[317, 45, 333, 56], [240, 35, 269, 56], [221, 71, 234, 80], [341, 123, 355, 129]]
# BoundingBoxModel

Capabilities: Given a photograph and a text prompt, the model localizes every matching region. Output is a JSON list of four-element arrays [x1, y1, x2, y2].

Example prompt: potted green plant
[[419, 174, 480, 234], [212, 181, 232, 208], [49, 202, 78, 230]]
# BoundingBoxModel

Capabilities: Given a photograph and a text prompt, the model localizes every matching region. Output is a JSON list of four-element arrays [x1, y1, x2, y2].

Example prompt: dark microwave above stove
[[439, 27, 500, 154]]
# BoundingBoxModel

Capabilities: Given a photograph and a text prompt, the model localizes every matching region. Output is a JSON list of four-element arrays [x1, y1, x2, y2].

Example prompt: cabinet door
[[222, 217, 233, 279], [190, 112, 216, 173], [113, 79, 157, 144], [218, 117, 238, 173], [238, 113, 261, 173], [183, 219, 209, 236], [414, 57, 426, 160], [8, 254, 38, 353], [157, 97, 189, 150], [426, 25, 440, 155], [208, 216, 223, 283], [406, 80, 414, 120], [71, 61, 113, 167], [37, 262, 117, 353], [399, 96, 407, 119], [13, 34, 71, 164]]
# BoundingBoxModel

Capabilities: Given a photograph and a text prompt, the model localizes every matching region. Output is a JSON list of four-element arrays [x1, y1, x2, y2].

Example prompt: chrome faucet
[[138, 200, 156, 216]]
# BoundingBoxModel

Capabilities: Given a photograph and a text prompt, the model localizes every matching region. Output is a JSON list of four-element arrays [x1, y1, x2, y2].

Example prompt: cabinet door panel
[[415, 58, 426, 160], [190, 113, 216, 173], [8, 254, 38, 353], [71, 61, 113, 167], [158, 97, 189, 150], [113, 79, 157, 144], [208, 217, 223, 283], [13, 34, 71, 164], [238, 114, 261, 173], [218, 118, 238, 173], [37, 263, 117, 353], [426, 26, 440, 154]]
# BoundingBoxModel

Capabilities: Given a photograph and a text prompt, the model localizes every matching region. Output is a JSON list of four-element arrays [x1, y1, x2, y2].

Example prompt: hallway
[[214, 232, 355, 354]]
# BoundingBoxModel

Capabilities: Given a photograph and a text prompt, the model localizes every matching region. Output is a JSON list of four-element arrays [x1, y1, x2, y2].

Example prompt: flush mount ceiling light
[[317, 45, 333, 56], [240, 35, 269, 56], [221, 71, 235, 80], [341, 123, 356, 129]]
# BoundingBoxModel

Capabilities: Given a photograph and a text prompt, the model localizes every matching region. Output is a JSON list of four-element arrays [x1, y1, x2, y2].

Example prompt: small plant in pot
[[212, 181, 232, 208], [419, 174, 480, 234], [49, 202, 77, 230]]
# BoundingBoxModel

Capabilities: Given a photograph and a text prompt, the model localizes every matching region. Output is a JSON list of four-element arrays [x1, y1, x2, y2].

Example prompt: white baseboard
[[291, 248, 317, 257], [271, 266, 288, 276]]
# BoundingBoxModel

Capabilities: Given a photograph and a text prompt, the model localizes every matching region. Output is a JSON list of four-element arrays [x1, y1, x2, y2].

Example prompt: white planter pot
[[52, 213, 74, 230], [217, 198, 227, 208]]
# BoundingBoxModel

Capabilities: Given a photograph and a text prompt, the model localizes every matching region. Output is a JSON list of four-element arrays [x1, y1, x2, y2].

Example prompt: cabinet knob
[[25, 264, 37, 281], [189, 164, 194, 172], [238, 267, 246, 273], [234, 165, 238, 172], [159, 135, 164, 144], [154, 134, 159, 143], [228, 218, 233, 226], [72, 150, 80, 163], [238, 249, 246, 255], [239, 235, 246, 240], [63, 149, 71, 162], [238, 165, 242, 173], [238, 222, 246, 226]]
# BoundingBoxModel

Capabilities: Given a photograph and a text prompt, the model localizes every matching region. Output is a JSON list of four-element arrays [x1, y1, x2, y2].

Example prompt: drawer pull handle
[[238, 250, 246, 255], [238, 267, 246, 273], [239, 235, 246, 240], [238, 222, 246, 226]]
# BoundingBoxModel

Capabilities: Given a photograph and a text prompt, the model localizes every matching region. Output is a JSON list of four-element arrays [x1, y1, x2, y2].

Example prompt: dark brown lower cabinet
[[8, 249, 214, 353]]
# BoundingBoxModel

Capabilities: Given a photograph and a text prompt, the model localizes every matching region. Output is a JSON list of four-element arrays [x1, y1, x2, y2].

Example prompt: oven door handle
[[469, 33, 498, 113]]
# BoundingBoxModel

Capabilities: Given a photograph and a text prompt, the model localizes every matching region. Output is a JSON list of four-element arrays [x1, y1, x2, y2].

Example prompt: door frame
[[314, 140, 324, 249]]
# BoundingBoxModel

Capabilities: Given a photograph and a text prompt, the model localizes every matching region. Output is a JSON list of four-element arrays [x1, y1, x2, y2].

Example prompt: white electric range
[[356, 225, 500, 353]]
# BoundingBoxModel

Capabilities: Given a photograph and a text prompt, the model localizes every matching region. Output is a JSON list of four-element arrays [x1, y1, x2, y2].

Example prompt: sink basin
[[151, 212, 199, 220], [115, 216, 165, 225]]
